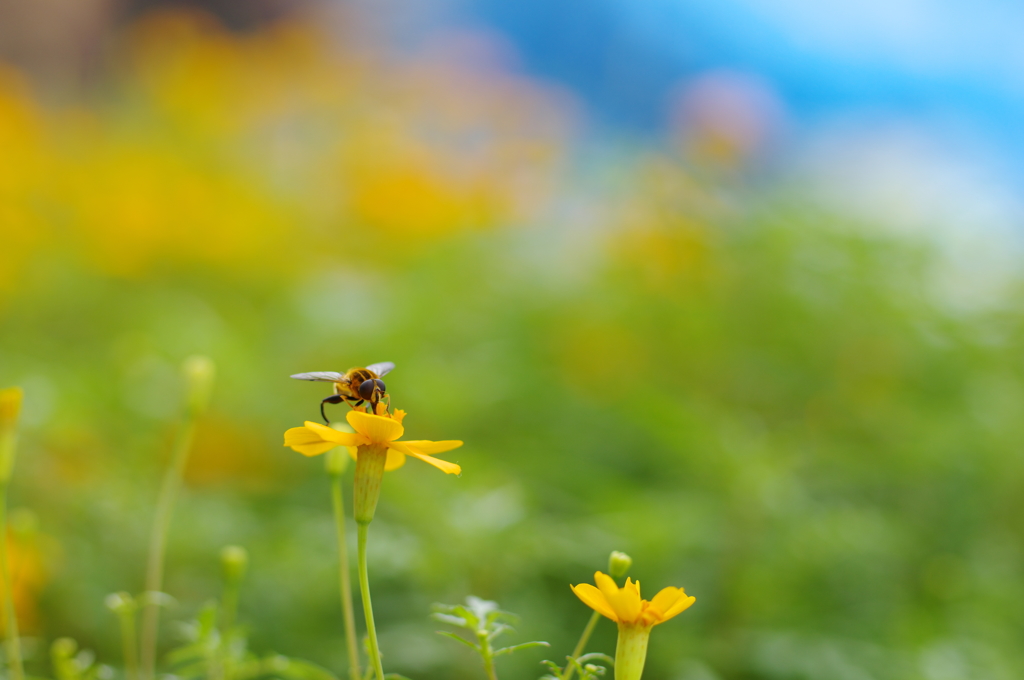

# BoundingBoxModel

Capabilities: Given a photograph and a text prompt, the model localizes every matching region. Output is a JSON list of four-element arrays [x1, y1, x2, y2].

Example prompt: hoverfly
[[291, 361, 395, 423]]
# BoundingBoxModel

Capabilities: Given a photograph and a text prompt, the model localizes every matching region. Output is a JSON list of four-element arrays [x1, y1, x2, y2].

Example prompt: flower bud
[[220, 545, 249, 583], [608, 551, 633, 579], [50, 637, 78, 657], [182, 356, 215, 417], [0, 387, 24, 484], [325, 448, 350, 476], [104, 591, 136, 614]]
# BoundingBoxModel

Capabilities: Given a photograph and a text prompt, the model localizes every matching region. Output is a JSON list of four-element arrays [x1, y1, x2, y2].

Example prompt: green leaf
[[486, 622, 516, 641], [465, 596, 499, 623], [269, 657, 340, 680], [540, 660, 563, 674], [435, 630, 480, 652], [429, 612, 469, 628], [164, 642, 212, 666], [431, 603, 479, 630], [566, 654, 612, 680], [492, 640, 550, 657], [230, 660, 265, 680]]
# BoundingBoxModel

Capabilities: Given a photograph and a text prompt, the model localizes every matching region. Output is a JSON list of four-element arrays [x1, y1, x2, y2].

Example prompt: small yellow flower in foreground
[[572, 571, 694, 626], [284, 409, 462, 475], [571, 571, 695, 680]]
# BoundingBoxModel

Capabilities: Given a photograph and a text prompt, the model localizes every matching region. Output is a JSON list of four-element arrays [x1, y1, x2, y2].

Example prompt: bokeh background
[[3, 0, 1024, 678]]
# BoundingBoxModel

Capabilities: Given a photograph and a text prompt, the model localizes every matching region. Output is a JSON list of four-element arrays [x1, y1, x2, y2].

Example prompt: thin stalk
[[139, 416, 198, 680], [332, 475, 362, 680], [214, 545, 247, 680], [561, 611, 601, 680], [0, 484, 23, 680], [214, 580, 240, 680], [482, 656, 498, 680], [356, 523, 384, 680], [117, 607, 140, 680], [478, 631, 499, 680], [221, 581, 239, 640]]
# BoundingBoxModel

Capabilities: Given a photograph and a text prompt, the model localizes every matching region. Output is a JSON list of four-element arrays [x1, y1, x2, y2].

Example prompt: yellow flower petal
[[571, 583, 618, 622], [660, 593, 696, 621], [595, 571, 618, 600], [648, 587, 685, 618], [284, 427, 341, 457], [348, 410, 404, 443], [304, 421, 363, 446], [384, 448, 407, 471], [610, 578, 643, 623], [595, 572, 642, 624], [402, 440, 463, 454], [389, 441, 461, 475]]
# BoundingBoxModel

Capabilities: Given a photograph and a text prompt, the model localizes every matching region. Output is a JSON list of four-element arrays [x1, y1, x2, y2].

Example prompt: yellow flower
[[571, 571, 695, 680], [284, 409, 462, 476], [571, 571, 694, 627]]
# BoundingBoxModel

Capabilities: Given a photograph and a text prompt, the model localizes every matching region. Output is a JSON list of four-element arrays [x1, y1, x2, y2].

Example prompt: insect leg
[[320, 394, 344, 424]]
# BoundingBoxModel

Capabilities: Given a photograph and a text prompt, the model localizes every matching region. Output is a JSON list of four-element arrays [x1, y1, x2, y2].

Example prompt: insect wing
[[366, 361, 395, 377], [290, 371, 347, 383]]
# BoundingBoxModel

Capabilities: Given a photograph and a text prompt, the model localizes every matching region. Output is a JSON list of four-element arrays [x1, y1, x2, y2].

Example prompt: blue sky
[[467, 0, 1024, 163]]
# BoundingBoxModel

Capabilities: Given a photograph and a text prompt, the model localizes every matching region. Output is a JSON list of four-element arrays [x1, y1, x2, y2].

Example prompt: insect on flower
[[291, 362, 395, 423]]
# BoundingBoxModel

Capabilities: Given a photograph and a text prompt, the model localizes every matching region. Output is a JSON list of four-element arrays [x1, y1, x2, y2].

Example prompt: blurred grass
[[3, 7, 1024, 680]]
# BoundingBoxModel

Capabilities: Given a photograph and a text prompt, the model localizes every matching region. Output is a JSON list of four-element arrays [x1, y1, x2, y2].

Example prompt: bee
[[291, 361, 395, 423]]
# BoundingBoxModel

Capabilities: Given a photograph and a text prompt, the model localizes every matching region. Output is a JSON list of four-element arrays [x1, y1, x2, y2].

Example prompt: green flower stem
[[613, 624, 651, 680], [477, 630, 499, 680], [214, 545, 247, 680], [215, 579, 240, 680], [0, 483, 24, 680], [352, 444, 387, 680], [352, 445, 386, 525], [116, 604, 141, 680], [356, 522, 384, 680], [221, 579, 239, 641], [139, 414, 199, 680], [561, 610, 601, 680], [140, 357, 213, 680], [331, 473, 361, 680]]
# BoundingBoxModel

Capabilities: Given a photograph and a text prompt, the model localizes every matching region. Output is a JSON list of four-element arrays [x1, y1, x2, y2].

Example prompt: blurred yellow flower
[[0, 8, 572, 295], [1, 511, 51, 635], [284, 409, 462, 475], [0, 387, 24, 484], [0, 388, 22, 430]]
